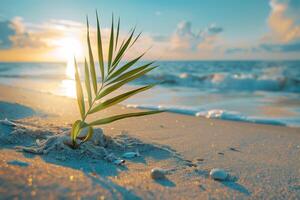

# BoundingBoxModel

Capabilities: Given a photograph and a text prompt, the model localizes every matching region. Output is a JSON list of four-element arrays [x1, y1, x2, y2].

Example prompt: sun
[[52, 37, 84, 79]]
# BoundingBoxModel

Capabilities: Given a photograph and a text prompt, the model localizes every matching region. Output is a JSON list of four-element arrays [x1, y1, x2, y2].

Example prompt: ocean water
[[0, 61, 300, 127]]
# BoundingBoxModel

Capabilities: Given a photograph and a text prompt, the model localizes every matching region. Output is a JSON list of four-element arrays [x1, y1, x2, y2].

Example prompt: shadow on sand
[[221, 181, 251, 196], [0, 101, 35, 120], [0, 117, 181, 199], [155, 178, 176, 187]]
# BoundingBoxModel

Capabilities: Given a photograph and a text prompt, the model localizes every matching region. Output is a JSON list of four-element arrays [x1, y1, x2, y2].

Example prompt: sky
[[0, 0, 300, 61]]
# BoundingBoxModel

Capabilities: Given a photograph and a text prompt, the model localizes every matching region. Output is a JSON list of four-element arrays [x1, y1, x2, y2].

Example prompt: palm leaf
[[107, 14, 114, 72], [71, 14, 163, 146], [84, 58, 92, 106], [71, 120, 82, 143], [74, 58, 85, 119], [82, 126, 94, 143], [89, 84, 155, 114], [108, 62, 155, 84], [109, 29, 135, 73], [96, 11, 105, 83], [97, 66, 156, 100], [115, 17, 120, 50], [106, 53, 145, 81], [88, 110, 164, 126], [129, 31, 142, 48], [86, 16, 98, 94]]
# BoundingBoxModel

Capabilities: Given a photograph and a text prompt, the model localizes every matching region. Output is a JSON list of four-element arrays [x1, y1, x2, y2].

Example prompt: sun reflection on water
[[65, 58, 75, 80], [54, 36, 83, 98], [58, 59, 77, 98], [60, 79, 76, 98]]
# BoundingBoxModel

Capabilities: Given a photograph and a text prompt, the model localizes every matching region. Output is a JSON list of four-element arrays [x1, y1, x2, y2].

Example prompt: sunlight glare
[[52, 36, 83, 97], [66, 57, 75, 79], [60, 79, 76, 98], [52, 37, 83, 79]]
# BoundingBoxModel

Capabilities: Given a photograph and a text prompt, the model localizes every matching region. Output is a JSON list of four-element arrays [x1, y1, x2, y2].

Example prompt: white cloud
[[264, 0, 300, 43], [0, 16, 225, 60], [169, 21, 223, 52]]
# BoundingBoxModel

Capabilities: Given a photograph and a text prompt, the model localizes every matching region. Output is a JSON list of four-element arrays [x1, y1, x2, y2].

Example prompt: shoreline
[[0, 84, 300, 199], [1, 83, 299, 128]]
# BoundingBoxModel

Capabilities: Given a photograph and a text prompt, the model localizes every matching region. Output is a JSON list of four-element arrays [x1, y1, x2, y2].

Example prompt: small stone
[[150, 168, 166, 179], [209, 168, 228, 181]]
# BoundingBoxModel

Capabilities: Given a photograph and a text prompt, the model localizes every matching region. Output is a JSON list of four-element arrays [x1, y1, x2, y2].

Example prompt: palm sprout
[[71, 12, 163, 147]]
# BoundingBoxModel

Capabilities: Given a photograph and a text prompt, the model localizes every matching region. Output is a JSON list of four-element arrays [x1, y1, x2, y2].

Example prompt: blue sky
[[0, 0, 300, 61], [0, 0, 269, 38]]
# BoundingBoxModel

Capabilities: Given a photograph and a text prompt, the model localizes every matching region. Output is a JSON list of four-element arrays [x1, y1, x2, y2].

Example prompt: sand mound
[[0, 119, 181, 165]]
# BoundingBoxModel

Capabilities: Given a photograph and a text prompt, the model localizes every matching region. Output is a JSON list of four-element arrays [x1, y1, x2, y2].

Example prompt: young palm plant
[[70, 12, 163, 148]]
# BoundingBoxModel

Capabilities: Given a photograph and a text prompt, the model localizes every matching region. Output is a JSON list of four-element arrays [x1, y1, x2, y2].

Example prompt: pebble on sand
[[209, 168, 228, 181], [150, 168, 166, 179]]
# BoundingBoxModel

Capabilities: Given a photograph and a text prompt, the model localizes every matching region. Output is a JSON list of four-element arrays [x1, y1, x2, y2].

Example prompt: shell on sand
[[209, 168, 228, 181]]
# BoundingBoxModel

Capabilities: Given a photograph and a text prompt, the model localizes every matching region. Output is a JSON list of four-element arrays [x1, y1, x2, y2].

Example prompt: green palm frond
[[96, 11, 105, 83], [86, 16, 97, 94], [70, 12, 163, 146]]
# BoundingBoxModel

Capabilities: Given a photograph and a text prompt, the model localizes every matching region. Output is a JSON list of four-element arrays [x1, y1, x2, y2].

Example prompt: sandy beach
[[0, 84, 299, 199], [2, 0, 300, 199]]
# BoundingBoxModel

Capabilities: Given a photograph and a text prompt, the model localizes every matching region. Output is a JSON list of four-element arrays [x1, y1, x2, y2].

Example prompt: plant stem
[[82, 82, 105, 122]]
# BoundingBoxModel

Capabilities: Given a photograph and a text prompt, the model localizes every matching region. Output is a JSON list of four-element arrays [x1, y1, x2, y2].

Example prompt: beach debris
[[122, 150, 140, 158], [218, 152, 224, 155], [150, 168, 166, 179], [209, 168, 228, 181], [229, 147, 240, 152], [196, 158, 205, 162]]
